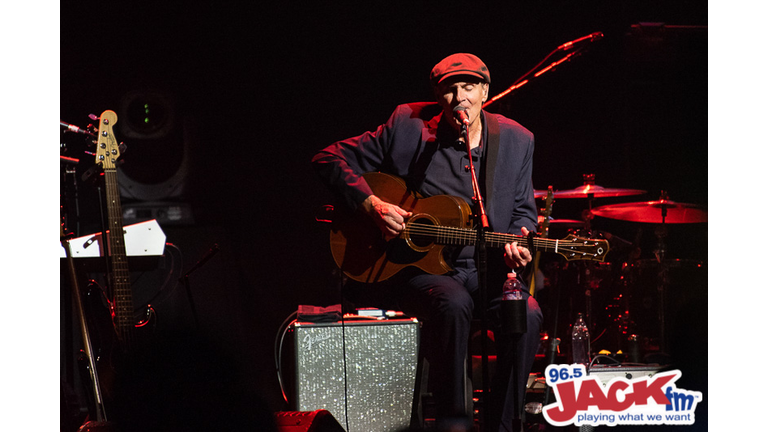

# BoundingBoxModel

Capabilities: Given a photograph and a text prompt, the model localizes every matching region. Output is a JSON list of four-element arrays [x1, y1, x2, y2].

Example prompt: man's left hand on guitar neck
[[504, 227, 533, 269]]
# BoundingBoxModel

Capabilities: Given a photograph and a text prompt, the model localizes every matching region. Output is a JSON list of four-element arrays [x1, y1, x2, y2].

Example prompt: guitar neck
[[484, 231, 560, 253], [104, 168, 134, 343], [406, 222, 607, 261], [431, 225, 554, 251]]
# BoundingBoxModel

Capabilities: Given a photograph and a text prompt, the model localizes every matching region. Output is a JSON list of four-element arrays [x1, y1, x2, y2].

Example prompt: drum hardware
[[590, 191, 707, 354], [534, 176, 628, 363], [537, 174, 647, 237], [535, 178, 706, 366]]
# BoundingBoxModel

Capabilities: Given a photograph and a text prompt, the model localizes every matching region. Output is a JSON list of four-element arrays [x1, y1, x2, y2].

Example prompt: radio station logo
[[542, 364, 703, 427]]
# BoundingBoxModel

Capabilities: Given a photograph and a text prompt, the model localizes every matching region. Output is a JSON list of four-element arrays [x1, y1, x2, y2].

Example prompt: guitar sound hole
[[409, 217, 435, 248]]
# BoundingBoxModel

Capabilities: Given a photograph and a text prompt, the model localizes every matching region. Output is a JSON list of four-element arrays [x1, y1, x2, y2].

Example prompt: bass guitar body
[[80, 281, 155, 410]]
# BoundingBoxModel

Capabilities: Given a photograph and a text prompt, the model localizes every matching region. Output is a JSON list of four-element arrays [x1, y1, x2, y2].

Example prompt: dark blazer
[[312, 102, 538, 236]]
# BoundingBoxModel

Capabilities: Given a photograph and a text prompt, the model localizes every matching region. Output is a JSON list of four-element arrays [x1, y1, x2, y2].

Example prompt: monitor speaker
[[274, 410, 344, 432], [285, 318, 420, 432]]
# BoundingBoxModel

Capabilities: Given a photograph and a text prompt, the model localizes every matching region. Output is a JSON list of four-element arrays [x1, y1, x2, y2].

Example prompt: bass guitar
[[330, 172, 609, 283], [83, 111, 155, 415]]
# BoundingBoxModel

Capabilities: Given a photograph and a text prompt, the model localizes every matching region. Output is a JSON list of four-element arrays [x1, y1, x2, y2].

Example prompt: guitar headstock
[[540, 186, 555, 237], [558, 234, 610, 262], [95, 110, 119, 170]]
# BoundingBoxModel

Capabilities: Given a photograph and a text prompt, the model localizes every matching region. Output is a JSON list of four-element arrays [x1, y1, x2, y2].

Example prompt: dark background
[[60, 1, 707, 431]]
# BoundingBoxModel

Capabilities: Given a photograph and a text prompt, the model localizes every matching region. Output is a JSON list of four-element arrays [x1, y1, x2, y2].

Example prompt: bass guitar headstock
[[94, 110, 120, 170]]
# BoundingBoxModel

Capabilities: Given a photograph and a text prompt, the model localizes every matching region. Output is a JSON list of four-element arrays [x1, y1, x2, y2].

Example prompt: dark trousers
[[345, 263, 543, 431]]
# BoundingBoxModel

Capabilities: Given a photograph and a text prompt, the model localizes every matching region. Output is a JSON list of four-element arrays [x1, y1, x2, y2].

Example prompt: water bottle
[[502, 272, 524, 300], [571, 313, 590, 366], [501, 272, 526, 335]]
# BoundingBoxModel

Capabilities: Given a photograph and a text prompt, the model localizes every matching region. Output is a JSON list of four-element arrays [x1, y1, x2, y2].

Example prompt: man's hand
[[504, 227, 533, 269], [361, 195, 412, 239]]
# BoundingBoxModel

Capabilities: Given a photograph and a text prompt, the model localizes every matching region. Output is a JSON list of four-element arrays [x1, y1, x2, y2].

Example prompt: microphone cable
[[337, 268, 351, 432]]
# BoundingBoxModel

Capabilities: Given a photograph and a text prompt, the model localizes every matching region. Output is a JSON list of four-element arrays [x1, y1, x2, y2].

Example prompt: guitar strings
[[403, 222, 603, 257], [105, 167, 135, 348]]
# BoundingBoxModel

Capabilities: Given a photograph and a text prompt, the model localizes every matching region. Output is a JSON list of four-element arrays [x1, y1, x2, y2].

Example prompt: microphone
[[60, 121, 95, 136], [453, 105, 470, 126], [557, 32, 604, 51]]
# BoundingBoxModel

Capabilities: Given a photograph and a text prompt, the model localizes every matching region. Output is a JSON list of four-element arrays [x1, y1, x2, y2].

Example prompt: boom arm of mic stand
[[483, 45, 589, 109], [533, 49, 584, 78]]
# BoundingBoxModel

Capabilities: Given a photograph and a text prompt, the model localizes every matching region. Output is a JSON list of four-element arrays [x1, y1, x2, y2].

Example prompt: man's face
[[435, 76, 489, 131]]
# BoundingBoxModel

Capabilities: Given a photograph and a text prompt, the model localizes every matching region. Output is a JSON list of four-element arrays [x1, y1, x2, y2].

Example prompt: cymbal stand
[[572, 175, 608, 353], [575, 187, 596, 329], [653, 192, 670, 354]]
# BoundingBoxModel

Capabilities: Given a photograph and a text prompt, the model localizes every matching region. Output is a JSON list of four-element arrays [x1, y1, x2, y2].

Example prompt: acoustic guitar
[[330, 172, 609, 283]]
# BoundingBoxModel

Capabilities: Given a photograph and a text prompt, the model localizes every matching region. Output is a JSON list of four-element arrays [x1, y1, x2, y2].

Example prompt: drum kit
[[533, 174, 707, 361]]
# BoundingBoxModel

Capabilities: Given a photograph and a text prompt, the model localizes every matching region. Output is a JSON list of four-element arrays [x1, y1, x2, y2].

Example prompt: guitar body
[[331, 172, 473, 283]]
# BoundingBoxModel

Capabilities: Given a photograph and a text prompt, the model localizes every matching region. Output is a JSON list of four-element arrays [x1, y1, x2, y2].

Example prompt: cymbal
[[547, 218, 585, 226], [591, 200, 707, 224], [537, 217, 584, 229], [550, 184, 647, 199]]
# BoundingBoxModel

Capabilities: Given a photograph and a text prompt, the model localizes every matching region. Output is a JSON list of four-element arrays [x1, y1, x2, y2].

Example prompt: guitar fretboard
[[104, 168, 134, 348], [405, 222, 605, 260]]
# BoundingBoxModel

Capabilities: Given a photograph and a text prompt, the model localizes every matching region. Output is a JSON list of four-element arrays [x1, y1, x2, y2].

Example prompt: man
[[312, 53, 543, 432]]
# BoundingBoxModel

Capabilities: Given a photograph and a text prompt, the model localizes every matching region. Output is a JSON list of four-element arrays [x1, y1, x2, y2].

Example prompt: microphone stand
[[179, 243, 220, 331], [461, 121, 491, 430]]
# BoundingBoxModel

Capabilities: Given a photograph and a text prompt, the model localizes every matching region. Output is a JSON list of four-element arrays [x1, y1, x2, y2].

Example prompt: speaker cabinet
[[286, 318, 420, 432]]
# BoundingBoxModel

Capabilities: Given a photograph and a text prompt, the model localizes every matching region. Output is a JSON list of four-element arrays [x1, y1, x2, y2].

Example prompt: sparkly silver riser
[[294, 320, 419, 432]]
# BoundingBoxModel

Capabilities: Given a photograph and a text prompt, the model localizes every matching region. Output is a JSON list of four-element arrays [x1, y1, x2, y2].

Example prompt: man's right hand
[[361, 195, 412, 239]]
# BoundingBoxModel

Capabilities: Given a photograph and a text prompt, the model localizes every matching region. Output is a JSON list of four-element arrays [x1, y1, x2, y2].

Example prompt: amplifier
[[286, 318, 420, 432]]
